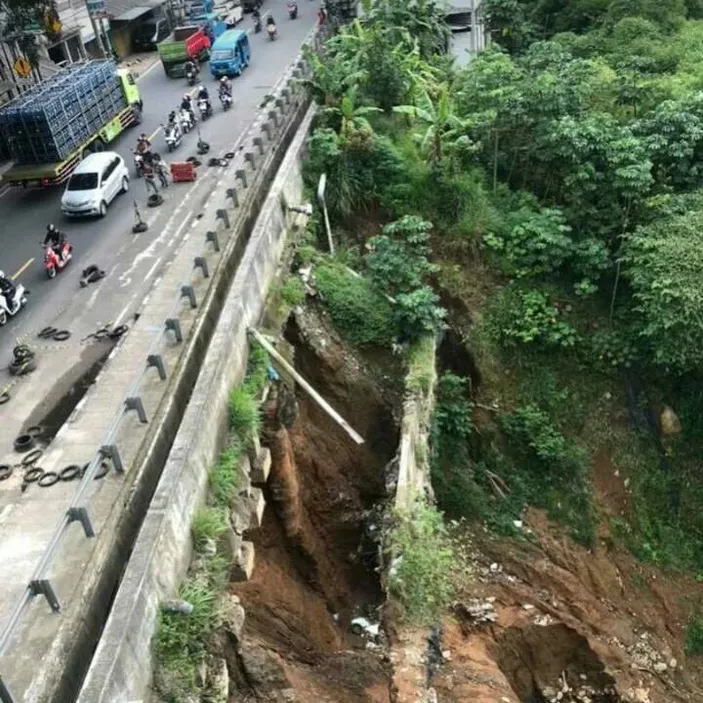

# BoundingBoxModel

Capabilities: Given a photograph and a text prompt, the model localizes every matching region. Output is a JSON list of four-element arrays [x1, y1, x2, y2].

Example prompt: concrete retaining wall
[[394, 338, 437, 511], [76, 103, 313, 703]]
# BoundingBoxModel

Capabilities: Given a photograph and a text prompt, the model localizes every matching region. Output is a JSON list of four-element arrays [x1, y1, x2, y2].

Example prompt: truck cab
[[133, 17, 171, 51], [209, 30, 250, 78]]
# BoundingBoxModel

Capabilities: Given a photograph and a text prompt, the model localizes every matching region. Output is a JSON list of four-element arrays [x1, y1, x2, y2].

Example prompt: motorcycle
[[180, 108, 195, 133], [287, 2, 298, 19], [253, 16, 262, 32], [185, 66, 198, 86], [219, 89, 232, 111], [198, 96, 213, 120], [42, 239, 73, 279], [0, 284, 29, 326], [267, 22, 277, 40], [164, 120, 182, 151]]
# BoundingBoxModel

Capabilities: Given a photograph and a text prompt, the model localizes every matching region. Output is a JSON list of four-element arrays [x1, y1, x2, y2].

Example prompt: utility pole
[[85, 0, 108, 57]]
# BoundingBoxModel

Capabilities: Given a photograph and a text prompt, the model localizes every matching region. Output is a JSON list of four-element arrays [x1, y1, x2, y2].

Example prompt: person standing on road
[[142, 161, 159, 196]]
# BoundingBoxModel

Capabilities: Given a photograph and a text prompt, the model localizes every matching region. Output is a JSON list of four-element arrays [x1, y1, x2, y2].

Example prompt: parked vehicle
[[0, 283, 29, 325], [209, 30, 250, 78], [42, 239, 73, 279], [133, 17, 170, 51], [61, 152, 129, 218], [157, 26, 211, 78], [0, 61, 142, 188]]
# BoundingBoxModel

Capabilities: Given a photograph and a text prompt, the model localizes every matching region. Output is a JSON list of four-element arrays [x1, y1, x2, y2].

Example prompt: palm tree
[[393, 85, 472, 164]]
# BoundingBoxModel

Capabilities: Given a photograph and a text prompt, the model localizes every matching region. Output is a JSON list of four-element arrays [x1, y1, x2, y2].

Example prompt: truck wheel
[[99, 201, 107, 218], [93, 139, 105, 152]]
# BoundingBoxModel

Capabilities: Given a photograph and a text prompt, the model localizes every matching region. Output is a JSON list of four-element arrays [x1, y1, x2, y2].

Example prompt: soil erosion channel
[[230, 309, 400, 702]]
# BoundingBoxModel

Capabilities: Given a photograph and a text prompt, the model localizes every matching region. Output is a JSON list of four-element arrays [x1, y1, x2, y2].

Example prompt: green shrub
[[434, 373, 474, 440], [489, 288, 578, 350], [192, 507, 227, 550], [686, 612, 703, 656], [315, 262, 396, 346], [483, 202, 573, 278], [242, 343, 270, 396], [279, 277, 306, 310], [388, 502, 455, 624], [209, 441, 242, 508], [395, 287, 446, 343]]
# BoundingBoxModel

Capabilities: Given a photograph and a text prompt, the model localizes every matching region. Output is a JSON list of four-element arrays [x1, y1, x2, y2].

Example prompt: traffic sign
[[13, 57, 31, 78], [86, 0, 106, 16]]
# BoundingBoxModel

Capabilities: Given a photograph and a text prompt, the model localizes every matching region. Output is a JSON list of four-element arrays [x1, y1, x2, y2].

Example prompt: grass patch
[[388, 501, 455, 624], [192, 507, 227, 550], [209, 441, 242, 508], [686, 612, 703, 656], [315, 261, 396, 347], [229, 388, 260, 440], [406, 335, 436, 395], [153, 556, 227, 702]]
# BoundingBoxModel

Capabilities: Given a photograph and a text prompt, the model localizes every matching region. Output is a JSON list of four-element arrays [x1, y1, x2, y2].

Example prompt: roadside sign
[[13, 57, 31, 78], [86, 0, 106, 16]]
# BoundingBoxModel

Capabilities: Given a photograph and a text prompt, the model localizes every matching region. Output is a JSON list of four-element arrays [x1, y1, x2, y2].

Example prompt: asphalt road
[[0, 1, 316, 362]]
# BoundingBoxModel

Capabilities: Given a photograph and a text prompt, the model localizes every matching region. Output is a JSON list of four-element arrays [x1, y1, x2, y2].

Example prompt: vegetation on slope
[[302, 0, 703, 585]]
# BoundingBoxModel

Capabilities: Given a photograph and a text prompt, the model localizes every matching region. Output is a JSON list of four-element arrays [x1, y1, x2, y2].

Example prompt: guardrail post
[[180, 284, 197, 309], [225, 188, 239, 209], [165, 318, 183, 343], [0, 676, 17, 703], [261, 123, 272, 141], [205, 230, 220, 252], [281, 88, 291, 104], [216, 208, 230, 229], [268, 110, 279, 127], [67, 507, 95, 538], [236, 169, 248, 189], [193, 256, 209, 279], [253, 136, 264, 154], [275, 98, 287, 114], [125, 396, 148, 424], [100, 444, 124, 473], [244, 152, 256, 170], [29, 579, 60, 612], [147, 354, 167, 380]]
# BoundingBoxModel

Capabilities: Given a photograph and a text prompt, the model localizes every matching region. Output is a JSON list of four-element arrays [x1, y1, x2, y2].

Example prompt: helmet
[[220, 76, 227, 83], [140, 133, 147, 139], [0, 271, 5, 279], [184, 93, 189, 100], [47, 224, 55, 232], [198, 85, 204, 92]]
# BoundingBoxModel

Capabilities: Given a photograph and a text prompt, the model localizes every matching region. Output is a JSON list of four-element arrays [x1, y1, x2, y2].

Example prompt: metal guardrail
[[0, 24, 325, 703]]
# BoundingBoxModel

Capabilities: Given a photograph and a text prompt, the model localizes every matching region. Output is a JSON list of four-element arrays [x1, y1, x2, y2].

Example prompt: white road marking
[[144, 257, 161, 281]]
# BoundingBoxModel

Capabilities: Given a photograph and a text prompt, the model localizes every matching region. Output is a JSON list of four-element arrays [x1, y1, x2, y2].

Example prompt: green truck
[[157, 25, 212, 78], [0, 61, 142, 187]]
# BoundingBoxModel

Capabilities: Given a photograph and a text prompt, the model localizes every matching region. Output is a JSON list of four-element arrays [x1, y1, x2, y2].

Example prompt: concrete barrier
[[75, 102, 314, 703]]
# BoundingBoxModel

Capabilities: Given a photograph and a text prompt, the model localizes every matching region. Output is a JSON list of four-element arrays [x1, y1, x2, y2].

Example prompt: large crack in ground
[[228, 308, 401, 702]]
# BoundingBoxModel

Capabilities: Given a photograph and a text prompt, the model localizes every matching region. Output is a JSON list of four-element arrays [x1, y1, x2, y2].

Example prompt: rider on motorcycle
[[180, 93, 195, 124], [197, 84, 209, 101], [219, 76, 232, 99], [184, 59, 197, 79], [252, 7, 262, 31], [44, 224, 66, 262], [0, 271, 16, 312]]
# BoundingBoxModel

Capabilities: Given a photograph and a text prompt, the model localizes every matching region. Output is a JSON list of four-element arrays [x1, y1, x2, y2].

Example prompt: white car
[[61, 151, 129, 218]]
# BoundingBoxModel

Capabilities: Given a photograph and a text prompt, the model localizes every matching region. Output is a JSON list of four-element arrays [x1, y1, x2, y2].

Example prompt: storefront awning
[[112, 6, 152, 20]]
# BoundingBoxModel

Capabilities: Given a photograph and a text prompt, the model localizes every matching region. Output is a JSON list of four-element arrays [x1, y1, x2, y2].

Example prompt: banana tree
[[393, 86, 472, 164], [323, 87, 382, 145]]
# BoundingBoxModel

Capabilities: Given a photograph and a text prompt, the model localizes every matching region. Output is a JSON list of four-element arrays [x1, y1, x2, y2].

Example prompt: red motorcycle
[[43, 239, 73, 279]]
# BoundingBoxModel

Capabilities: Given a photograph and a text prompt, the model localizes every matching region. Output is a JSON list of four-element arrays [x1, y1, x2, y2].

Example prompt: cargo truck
[[0, 60, 142, 187], [157, 25, 212, 77]]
